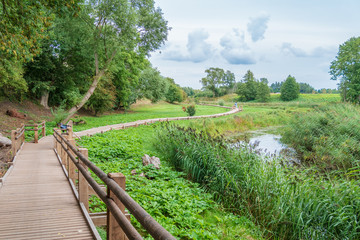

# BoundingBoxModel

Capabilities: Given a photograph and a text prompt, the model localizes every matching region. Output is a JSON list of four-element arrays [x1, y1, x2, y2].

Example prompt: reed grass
[[154, 123, 360, 239]]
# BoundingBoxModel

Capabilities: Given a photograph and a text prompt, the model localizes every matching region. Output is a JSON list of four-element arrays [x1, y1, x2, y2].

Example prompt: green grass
[[281, 103, 360, 172], [77, 125, 261, 240], [69, 102, 228, 132], [154, 123, 360, 239]]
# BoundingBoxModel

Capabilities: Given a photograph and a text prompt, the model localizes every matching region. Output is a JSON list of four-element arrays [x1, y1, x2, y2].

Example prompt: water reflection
[[231, 131, 300, 165]]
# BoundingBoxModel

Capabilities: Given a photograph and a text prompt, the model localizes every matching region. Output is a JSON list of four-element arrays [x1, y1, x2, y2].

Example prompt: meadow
[[72, 93, 360, 239]]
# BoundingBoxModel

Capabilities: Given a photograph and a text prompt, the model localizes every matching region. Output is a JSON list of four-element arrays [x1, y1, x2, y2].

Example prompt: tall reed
[[155, 123, 360, 239]]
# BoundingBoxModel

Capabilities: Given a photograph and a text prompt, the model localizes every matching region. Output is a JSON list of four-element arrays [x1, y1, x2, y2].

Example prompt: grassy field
[[68, 102, 229, 132]]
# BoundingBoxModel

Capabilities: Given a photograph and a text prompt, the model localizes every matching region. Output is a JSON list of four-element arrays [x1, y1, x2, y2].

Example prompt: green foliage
[[182, 87, 196, 97], [200, 68, 235, 97], [138, 68, 169, 103], [0, 0, 80, 99], [218, 99, 225, 106], [165, 78, 184, 103], [85, 76, 116, 116], [299, 82, 315, 93], [77, 126, 260, 240], [51, 106, 69, 124], [270, 81, 282, 93], [280, 75, 300, 101], [183, 105, 196, 116], [330, 37, 360, 103], [0, 59, 27, 99], [236, 70, 270, 102], [255, 80, 270, 102], [155, 123, 360, 239], [281, 103, 360, 172]]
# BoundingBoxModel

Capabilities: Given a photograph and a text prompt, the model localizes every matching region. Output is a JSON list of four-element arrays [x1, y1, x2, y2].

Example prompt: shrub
[[218, 99, 225, 106], [182, 105, 196, 116]]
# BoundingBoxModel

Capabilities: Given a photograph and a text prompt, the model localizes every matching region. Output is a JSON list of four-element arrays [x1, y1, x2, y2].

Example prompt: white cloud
[[220, 29, 256, 65], [162, 29, 214, 63], [247, 13, 270, 42], [281, 42, 335, 58]]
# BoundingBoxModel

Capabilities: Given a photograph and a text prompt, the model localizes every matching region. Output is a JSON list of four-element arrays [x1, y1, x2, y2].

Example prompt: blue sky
[[149, 0, 360, 89]]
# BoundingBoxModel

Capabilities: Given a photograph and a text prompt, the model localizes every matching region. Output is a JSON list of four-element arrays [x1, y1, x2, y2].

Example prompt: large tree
[[236, 70, 258, 101], [280, 75, 299, 101], [200, 67, 235, 97], [200, 67, 225, 97], [0, 0, 80, 98], [63, 0, 169, 122], [330, 37, 360, 103]]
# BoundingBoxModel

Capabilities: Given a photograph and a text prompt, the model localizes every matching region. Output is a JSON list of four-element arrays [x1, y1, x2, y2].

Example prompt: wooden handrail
[[53, 129, 176, 240]]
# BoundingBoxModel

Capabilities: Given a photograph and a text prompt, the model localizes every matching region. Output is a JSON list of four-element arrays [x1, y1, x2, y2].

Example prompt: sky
[[149, 0, 360, 90]]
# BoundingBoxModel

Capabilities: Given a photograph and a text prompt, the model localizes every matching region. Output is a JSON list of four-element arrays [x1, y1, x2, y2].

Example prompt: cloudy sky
[[149, 0, 360, 90]]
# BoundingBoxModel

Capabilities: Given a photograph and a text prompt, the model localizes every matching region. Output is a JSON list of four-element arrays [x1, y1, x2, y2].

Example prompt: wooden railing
[[53, 126, 175, 240], [10, 124, 25, 158], [25, 121, 46, 143]]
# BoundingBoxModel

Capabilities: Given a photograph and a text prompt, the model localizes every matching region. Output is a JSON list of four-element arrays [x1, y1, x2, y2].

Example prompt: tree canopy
[[280, 75, 299, 101], [200, 67, 235, 97], [330, 37, 360, 103]]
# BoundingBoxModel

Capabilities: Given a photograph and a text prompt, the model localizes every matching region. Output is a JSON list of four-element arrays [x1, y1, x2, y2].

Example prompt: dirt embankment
[[0, 100, 53, 176]]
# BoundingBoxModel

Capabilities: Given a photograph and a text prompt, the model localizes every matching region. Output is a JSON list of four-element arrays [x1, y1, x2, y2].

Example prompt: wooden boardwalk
[[0, 136, 95, 240]]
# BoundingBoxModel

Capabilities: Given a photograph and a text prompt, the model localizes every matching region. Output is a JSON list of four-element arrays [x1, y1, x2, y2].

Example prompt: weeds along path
[[75, 107, 241, 137]]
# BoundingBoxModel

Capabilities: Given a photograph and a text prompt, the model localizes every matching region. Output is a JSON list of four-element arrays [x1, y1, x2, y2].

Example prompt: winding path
[[76, 107, 241, 137]]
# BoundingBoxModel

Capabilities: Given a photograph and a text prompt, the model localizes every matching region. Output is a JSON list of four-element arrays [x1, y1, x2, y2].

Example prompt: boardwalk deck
[[0, 136, 95, 240]]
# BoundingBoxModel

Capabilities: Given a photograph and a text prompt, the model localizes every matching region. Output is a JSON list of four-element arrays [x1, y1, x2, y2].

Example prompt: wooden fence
[[53, 126, 176, 240], [10, 121, 46, 158]]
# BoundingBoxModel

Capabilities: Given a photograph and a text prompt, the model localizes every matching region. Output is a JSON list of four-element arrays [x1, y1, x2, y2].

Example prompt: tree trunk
[[40, 91, 49, 109], [63, 50, 117, 123]]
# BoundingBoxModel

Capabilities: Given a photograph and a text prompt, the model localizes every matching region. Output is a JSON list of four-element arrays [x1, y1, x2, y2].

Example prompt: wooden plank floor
[[0, 136, 94, 240]]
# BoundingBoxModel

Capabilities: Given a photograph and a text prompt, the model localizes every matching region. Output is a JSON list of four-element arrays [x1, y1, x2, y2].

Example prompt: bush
[[182, 105, 196, 116], [218, 99, 225, 106]]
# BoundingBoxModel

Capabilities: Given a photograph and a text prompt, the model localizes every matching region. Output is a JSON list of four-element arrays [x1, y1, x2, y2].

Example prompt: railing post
[[11, 130, 16, 158], [107, 173, 127, 240], [42, 121, 46, 137], [79, 148, 89, 211], [21, 124, 25, 145], [67, 135, 77, 184], [34, 126, 39, 143]]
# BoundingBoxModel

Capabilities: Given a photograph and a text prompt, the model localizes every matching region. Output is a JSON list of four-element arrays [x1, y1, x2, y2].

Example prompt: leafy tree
[[111, 51, 149, 109], [330, 37, 360, 103], [256, 78, 270, 102], [84, 75, 116, 116], [223, 70, 236, 90], [299, 83, 315, 93], [63, 0, 169, 122], [270, 81, 282, 93], [138, 67, 169, 103], [236, 70, 258, 101], [23, 13, 94, 109], [0, 0, 80, 98], [280, 75, 300, 101], [165, 78, 184, 103], [200, 67, 225, 97], [182, 87, 196, 97]]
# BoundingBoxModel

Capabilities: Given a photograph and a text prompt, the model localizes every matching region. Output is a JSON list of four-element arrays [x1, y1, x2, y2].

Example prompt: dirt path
[[75, 107, 241, 137]]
